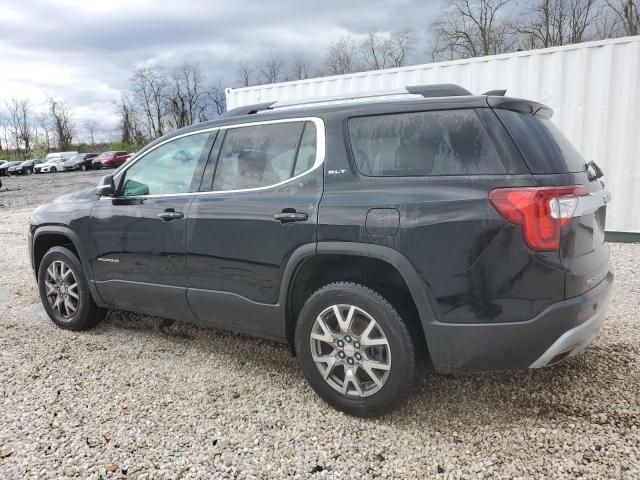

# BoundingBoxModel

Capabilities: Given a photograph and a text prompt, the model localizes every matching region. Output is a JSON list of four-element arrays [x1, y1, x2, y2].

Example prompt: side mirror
[[96, 174, 115, 197]]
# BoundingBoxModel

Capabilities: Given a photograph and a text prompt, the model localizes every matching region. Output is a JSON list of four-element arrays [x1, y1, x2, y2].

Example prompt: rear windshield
[[496, 110, 585, 174], [348, 109, 505, 177]]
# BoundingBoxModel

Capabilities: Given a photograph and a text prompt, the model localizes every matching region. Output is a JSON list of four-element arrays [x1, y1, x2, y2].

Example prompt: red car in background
[[92, 151, 131, 169]]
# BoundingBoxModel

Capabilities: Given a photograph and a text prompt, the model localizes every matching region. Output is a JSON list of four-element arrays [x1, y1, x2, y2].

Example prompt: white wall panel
[[226, 37, 640, 232]]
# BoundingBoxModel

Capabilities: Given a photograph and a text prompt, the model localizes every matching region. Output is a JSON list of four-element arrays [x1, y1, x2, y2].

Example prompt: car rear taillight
[[489, 186, 588, 251]]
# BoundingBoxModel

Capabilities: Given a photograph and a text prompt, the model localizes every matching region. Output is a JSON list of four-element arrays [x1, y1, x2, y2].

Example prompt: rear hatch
[[494, 107, 610, 298]]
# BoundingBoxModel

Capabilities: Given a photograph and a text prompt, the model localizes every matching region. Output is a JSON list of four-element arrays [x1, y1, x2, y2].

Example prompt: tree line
[[235, 0, 639, 85], [116, 62, 226, 148], [0, 96, 76, 161], [0, 62, 227, 160]]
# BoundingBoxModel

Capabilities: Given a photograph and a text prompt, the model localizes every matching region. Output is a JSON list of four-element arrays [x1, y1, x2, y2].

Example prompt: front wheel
[[38, 246, 106, 330], [50, 167, 57, 173], [295, 282, 419, 417]]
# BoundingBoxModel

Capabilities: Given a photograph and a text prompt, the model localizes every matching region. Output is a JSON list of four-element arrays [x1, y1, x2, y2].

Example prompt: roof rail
[[222, 83, 473, 117], [220, 101, 275, 118]]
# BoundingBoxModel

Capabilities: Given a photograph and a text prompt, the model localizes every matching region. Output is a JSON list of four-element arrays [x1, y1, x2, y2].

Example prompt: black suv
[[29, 84, 612, 416]]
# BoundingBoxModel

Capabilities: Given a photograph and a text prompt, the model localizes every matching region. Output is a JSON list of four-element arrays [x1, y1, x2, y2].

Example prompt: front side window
[[212, 121, 317, 191], [120, 132, 210, 196], [348, 109, 505, 176]]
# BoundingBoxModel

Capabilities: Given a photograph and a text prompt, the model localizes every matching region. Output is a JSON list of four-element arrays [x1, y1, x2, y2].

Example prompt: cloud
[[0, 0, 441, 141]]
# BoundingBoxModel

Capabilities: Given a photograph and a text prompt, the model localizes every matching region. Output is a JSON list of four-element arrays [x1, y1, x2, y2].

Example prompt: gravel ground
[[0, 169, 104, 208], [0, 172, 639, 479]]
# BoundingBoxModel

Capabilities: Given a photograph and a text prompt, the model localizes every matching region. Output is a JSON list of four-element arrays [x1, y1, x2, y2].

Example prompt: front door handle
[[157, 209, 184, 221], [274, 210, 308, 223]]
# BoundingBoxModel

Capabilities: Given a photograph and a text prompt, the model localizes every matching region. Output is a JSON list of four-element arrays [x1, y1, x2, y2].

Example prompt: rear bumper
[[426, 271, 613, 373]]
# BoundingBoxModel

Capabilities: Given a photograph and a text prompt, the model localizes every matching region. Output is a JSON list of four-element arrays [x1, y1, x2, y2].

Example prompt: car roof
[[133, 84, 551, 159]]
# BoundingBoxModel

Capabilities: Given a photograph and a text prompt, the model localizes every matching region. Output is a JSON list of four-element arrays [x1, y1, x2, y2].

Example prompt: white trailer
[[225, 36, 640, 234]]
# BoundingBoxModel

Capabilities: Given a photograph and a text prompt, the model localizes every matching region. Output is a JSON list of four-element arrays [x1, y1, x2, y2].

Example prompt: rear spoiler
[[486, 96, 553, 118]]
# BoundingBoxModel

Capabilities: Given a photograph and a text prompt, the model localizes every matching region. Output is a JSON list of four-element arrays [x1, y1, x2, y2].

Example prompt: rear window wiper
[[586, 160, 604, 181]]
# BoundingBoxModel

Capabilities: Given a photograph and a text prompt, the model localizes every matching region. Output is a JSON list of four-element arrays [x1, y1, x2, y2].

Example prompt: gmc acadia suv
[[29, 84, 613, 417]]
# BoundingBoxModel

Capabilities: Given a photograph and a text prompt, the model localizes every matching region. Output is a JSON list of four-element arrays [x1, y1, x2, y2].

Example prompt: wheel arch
[[32, 226, 104, 305], [281, 242, 437, 359]]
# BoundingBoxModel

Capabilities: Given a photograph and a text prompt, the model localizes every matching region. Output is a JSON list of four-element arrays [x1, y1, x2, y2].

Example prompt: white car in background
[[35, 152, 78, 173], [35, 157, 68, 173]]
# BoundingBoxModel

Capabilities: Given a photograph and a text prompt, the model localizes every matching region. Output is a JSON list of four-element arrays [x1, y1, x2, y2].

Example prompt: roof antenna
[[483, 89, 507, 96]]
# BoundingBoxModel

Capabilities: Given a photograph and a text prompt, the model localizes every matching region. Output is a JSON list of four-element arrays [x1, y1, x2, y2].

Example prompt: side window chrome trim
[[107, 117, 325, 199]]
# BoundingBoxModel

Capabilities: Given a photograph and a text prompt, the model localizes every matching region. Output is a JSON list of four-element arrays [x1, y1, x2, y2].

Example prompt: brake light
[[489, 186, 588, 251]]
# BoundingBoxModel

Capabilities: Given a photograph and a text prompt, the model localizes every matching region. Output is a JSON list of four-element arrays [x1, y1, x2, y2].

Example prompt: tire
[[37, 246, 106, 331], [295, 282, 419, 417], [26, 168, 33, 175], [81, 164, 87, 171], [51, 167, 57, 173]]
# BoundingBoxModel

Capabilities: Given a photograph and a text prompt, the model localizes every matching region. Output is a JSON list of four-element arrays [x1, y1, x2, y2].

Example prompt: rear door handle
[[157, 210, 184, 221], [274, 211, 308, 223]]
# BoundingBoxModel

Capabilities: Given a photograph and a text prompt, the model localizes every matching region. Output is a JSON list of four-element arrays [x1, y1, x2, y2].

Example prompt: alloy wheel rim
[[310, 304, 391, 398], [44, 260, 79, 320]]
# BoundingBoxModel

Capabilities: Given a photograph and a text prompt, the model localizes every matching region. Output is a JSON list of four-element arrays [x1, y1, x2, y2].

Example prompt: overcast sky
[[0, 0, 441, 140]]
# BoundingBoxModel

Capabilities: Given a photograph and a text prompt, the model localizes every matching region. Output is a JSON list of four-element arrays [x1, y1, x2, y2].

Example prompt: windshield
[[98, 152, 114, 158], [68, 154, 82, 161]]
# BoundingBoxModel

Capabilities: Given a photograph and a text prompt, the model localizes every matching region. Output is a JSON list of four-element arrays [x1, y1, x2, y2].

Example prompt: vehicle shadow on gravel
[[95, 307, 638, 428]]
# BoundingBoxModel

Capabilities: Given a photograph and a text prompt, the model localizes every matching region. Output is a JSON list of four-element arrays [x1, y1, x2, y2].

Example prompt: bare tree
[[207, 83, 227, 116], [131, 67, 168, 139], [4, 97, 33, 159], [83, 119, 100, 146], [236, 63, 254, 87], [431, 0, 517, 60], [361, 29, 417, 70], [166, 63, 208, 129], [116, 92, 145, 145], [38, 112, 52, 152], [47, 97, 74, 151], [0, 112, 9, 158], [605, 0, 639, 35], [518, 0, 597, 48], [259, 55, 286, 84], [290, 52, 313, 80], [325, 35, 362, 74]]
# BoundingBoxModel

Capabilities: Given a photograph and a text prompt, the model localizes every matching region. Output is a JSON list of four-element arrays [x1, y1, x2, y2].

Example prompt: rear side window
[[496, 110, 585, 173], [348, 109, 505, 176], [212, 121, 316, 191]]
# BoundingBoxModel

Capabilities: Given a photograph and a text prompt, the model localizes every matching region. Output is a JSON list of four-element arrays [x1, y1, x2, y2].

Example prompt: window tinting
[[120, 132, 209, 196], [496, 110, 585, 174], [348, 110, 505, 176], [212, 121, 316, 191]]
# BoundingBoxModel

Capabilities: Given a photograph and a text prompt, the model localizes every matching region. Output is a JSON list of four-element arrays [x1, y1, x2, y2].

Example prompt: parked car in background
[[35, 157, 67, 174], [0, 161, 22, 176], [92, 151, 131, 169], [63, 153, 98, 171], [8, 159, 43, 175], [45, 152, 78, 162], [36, 152, 77, 173]]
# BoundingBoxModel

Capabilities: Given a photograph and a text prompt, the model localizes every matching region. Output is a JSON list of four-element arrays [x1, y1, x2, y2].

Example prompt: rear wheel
[[26, 168, 33, 175], [81, 164, 87, 171], [38, 246, 106, 330], [295, 282, 419, 417]]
